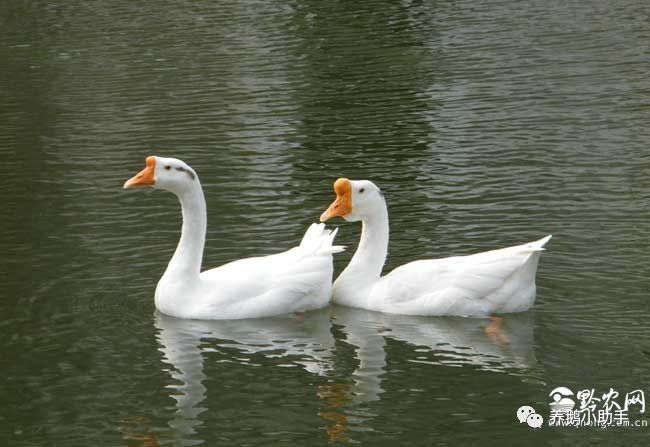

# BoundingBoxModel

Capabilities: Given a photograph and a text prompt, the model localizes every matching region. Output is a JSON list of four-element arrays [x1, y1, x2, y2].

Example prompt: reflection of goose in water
[[154, 308, 536, 444], [335, 306, 536, 378], [319, 307, 537, 441], [153, 310, 336, 444]]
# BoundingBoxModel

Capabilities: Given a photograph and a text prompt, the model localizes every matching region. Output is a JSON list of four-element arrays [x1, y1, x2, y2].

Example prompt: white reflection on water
[[154, 307, 535, 444], [334, 307, 536, 375], [154, 309, 335, 445], [322, 307, 537, 441]]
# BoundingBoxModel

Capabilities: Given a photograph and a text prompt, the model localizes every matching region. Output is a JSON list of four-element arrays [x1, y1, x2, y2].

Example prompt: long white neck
[[164, 181, 206, 279], [336, 201, 389, 292]]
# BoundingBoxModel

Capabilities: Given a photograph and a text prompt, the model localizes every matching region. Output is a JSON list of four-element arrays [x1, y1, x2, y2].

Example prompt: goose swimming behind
[[320, 178, 550, 317], [123, 156, 344, 320]]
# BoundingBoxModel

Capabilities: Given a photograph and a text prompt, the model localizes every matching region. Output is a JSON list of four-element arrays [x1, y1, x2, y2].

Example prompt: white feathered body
[[333, 235, 551, 317], [156, 223, 344, 319]]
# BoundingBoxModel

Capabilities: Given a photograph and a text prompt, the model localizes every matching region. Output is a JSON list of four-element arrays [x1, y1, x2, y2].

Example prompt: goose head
[[123, 156, 199, 194], [320, 178, 384, 222]]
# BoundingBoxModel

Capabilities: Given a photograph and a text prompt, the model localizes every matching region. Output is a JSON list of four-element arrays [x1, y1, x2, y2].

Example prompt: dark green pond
[[1, 0, 649, 445]]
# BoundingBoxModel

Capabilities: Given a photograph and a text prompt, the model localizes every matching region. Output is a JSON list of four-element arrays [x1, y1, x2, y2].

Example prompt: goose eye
[[359, 188, 365, 193], [165, 165, 171, 170]]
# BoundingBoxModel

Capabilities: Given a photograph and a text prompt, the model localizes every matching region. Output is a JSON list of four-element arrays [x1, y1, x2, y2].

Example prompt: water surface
[[1, 0, 649, 445]]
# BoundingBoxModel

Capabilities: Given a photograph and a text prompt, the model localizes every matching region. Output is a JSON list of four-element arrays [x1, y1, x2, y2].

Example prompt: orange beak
[[320, 178, 352, 222], [124, 156, 156, 189]]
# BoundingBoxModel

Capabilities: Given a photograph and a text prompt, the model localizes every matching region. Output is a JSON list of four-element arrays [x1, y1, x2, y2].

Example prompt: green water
[[1, 0, 649, 445]]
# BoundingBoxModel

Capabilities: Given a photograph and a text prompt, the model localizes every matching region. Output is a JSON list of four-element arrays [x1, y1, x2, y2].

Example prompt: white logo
[[548, 386, 646, 427], [516, 386, 647, 429], [549, 386, 575, 411], [517, 406, 544, 429]]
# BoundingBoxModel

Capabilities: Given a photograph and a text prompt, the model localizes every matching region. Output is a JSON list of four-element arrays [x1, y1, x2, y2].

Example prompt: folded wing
[[377, 236, 551, 316]]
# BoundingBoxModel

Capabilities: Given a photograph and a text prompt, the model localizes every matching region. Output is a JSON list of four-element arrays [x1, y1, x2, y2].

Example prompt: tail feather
[[525, 234, 552, 252], [300, 223, 345, 256]]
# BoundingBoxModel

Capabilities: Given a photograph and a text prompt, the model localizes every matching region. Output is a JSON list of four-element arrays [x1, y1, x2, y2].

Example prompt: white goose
[[320, 178, 551, 317], [123, 156, 343, 320]]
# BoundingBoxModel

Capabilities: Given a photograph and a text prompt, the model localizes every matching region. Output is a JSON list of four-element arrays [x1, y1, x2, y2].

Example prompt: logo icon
[[517, 406, 544, 429], [549, 386, 575, 411], [516, 387, 647, 429]]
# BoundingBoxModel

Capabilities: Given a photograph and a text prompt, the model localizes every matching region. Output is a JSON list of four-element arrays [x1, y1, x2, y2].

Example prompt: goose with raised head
[[320, 178, 550, 317], [124, 156, 344, 320]]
